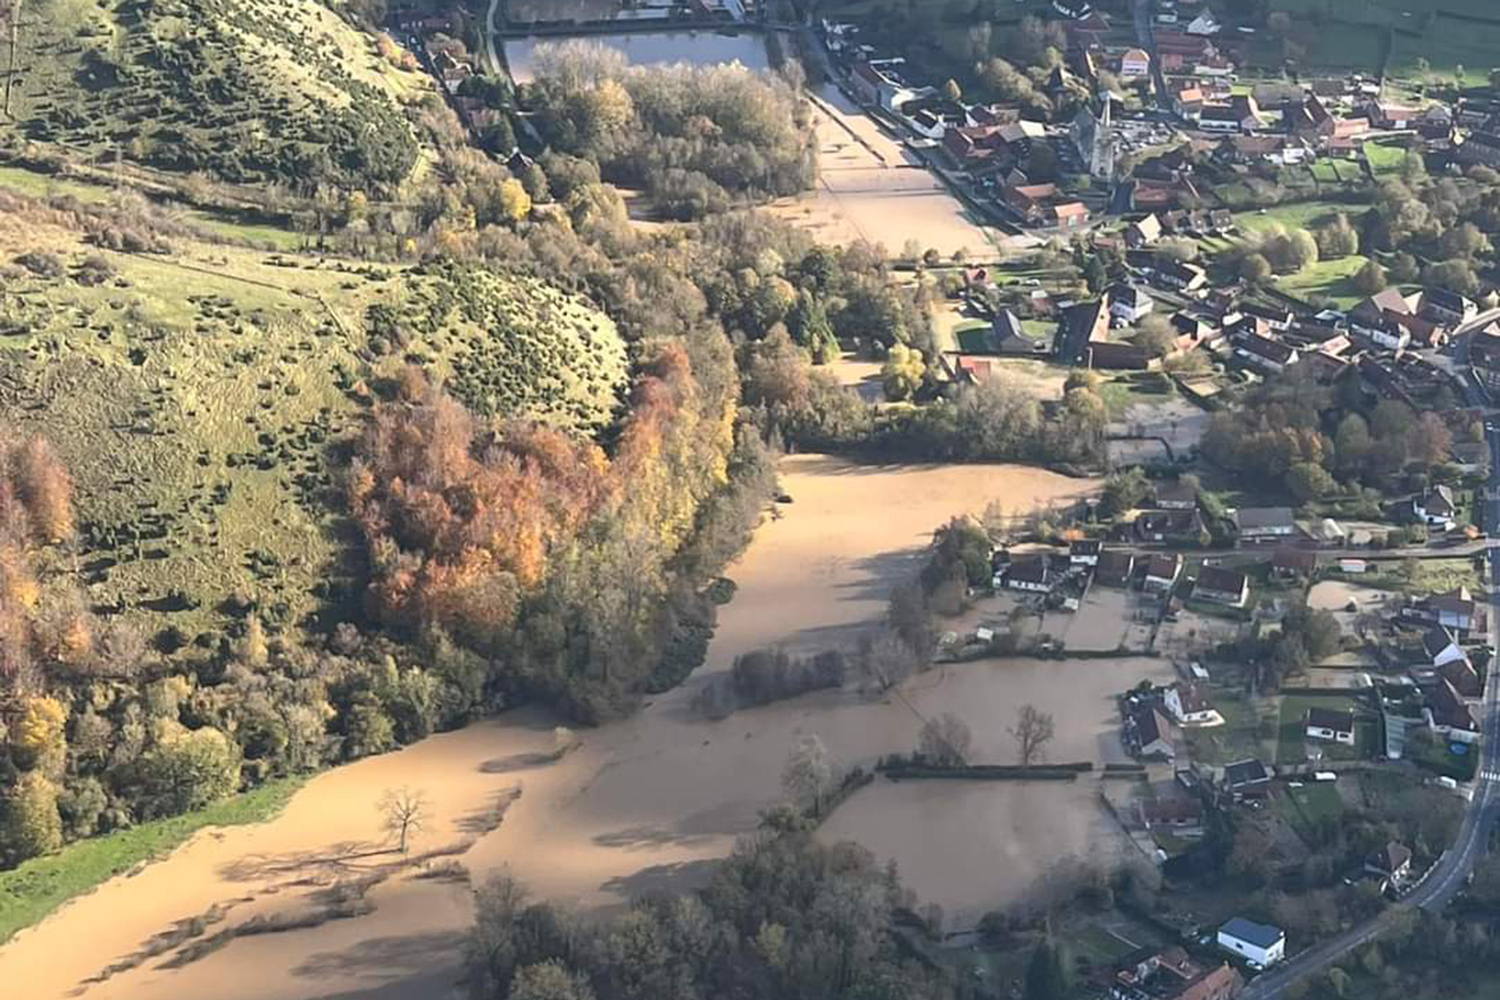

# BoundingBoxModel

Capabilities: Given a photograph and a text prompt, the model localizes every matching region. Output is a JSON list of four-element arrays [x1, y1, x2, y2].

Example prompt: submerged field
[[768, 85, 997, 258], [0, 456, 1123, 999]]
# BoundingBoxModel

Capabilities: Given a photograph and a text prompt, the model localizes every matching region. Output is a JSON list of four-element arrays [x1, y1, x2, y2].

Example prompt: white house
[[1218, 918, 1285, 968], [1070, 539, 1102, 567], [1413, 485, 1457, 529], [1165, 682, 1221, 726], [1143, 553, 1183, 592], [1305, 707, 1355, 745], [1110, 284, 1154, 324]]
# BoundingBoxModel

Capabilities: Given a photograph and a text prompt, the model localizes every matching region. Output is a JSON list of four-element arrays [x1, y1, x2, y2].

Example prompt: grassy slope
[[0, 200, 626, 645], [3, 0, 434, 190], [0, 776, 303, 944]]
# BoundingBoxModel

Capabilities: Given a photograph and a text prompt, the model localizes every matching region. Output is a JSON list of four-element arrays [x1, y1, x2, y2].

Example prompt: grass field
[[0, 196, 625, 646], [0, 165, 305, 250], [1234, 199, 1368, 236], [1408, 557, 1485, 595], [1277, 254, 1370, 309], [0, 777, 303, 945], [1364, 142, 1408, 178], [1067, 924, 1139, 966], [1278, 780, 1346, 844], [1185, 690, 1264, 766]]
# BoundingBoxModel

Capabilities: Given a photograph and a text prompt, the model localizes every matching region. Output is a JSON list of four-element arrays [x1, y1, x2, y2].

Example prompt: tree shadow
[[291, 930, 461, 982], [216, 841, 390, 883], [477, 751, 558, 774], [597, 858, 722, 902], [453, 787, 522, 835]]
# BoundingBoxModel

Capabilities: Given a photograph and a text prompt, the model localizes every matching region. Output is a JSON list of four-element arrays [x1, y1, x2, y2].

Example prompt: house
[[1365, 841, 1414, 889], [1455, 130, 1500, 169], [1198, 104, 1245, 133], [1054, 298, 1111, 365], [1164, 681, 1217, 725], [1233, 332, 1300, 373], [850, 59, 922, 112], [1157, 259, 1207, 292], [1305, 707, 1355, 745], [1470, 326, 1500, 394], [1050, 201, 1090, 229], [1003, 182, 1061, 225], [1369, 102, 1422, 130], [1271, 548, 1317, 580], [1172, 313, 1223, 351], [1413, 485, 1457, 529], [992, 309, 1049, 356], [1120, 48, 1152, 78], [1230, 94, 1265, 131], [1413, 587, 1476, 632], [1442, 655, 1483, 698], [1195, 566, 1249, 607], [1127, 214, 1163, 247], [1096, 549, 1136, 587], [1240, 302, 1293, 331], [1289, 93, 1335, 142], [1138, 793, 1204, 832], [1425, 676, 1477, 733], [1423, 624, 1467, 669], [1232, 507, 1297, 542], [1111, 284, 1155, 324], [1112, 948, 1242, 1000], [1005, 558, 1054, 593], [1133, 707, 1180, 759], [1419, 287, 1477, 328], [1089, 341, 1157, 370], [1154, 480, 1198, 510], [1070, 539, 1102, 566], [1217, 918, 1285, 968], [946, 354, 993, 386], [1223, 758, 1271, 797], [1136, 509, 1207, 544], [1173, 84, 1206, 121], [1155, 31, 1216, 73], [1144, 553, 1184, 593]]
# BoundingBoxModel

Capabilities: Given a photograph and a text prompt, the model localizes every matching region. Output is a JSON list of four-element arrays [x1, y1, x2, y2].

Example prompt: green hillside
[[2, 0, 433, 192], [0, 193, 627, 647]]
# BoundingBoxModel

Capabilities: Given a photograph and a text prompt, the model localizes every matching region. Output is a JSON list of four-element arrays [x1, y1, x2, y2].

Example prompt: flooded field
[[768, 85, 997, 257], [504, 31, 770, 82], [0, 457, 1112, 1000]]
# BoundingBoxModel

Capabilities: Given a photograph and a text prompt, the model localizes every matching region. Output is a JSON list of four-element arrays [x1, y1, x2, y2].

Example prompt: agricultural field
[[1, 0, 433, 192], [0, 194, 625, 647]]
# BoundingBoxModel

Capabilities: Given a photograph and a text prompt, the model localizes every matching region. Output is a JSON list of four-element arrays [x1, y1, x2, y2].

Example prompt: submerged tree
[[1011, 704, 1056, 766]]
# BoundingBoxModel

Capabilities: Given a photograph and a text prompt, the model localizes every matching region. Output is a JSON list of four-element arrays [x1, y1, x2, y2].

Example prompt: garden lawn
[[1364, 141, 1407, 178], [0, 777, 303, 944], [1276, 255, 1369, 310], [1184, 690, 1262, 766], [1276, 694, 1366, 764], [1278, 781, 1346, 844], [1408, 556, 1484, 596], [1067, 924, 1138, 966]]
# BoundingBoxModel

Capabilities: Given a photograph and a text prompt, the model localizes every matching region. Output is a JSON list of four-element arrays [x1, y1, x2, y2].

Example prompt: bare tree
[[1010, 704, 1055, 767], [379, 786, 428, 853], [917, 713, 972, 767]]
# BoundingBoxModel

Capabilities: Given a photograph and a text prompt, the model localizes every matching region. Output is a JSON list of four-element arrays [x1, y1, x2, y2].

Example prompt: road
[[1238, 425, 1500, 999]]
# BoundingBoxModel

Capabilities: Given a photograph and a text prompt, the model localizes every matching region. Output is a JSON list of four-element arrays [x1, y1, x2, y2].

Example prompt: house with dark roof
[[1111, 283, 1155, 324], [1419, 287, 1477, 328], [1232, 507, 1297, 542], [1413, 485, 1457, 528], [1305, 707, 1355, 745], [1456, 130, 1500, 169], [1223, 758, 1270, 796], [1144, 553, 1184, 592], [1138, 793, 1203, 832], [1423, 624, 1467, 669], [1271, 548, 1317, 580], [1408, 587, 1476, 632], [1004, 558, 1055, 593], [1136, 509, 1207, 545], [1070, 539, 1102, 566], [992, 309, 1049, 356], [1054, 298, 1111, 364], [1425, 676, 1477, 734], [1112, 947, 1243, 1000], [1132, 706, 1180, 759], [1089, 341, 1158, 370], [1366, 841, 1413, 892], [1154, 480, 1198, 510], [1156, 259, 1208, 292], [1195, 566, 1249, 607], [1232, 331, 1299, 373], [1096, 549, 1136, 587], [1442, 655, 1483, 698]]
